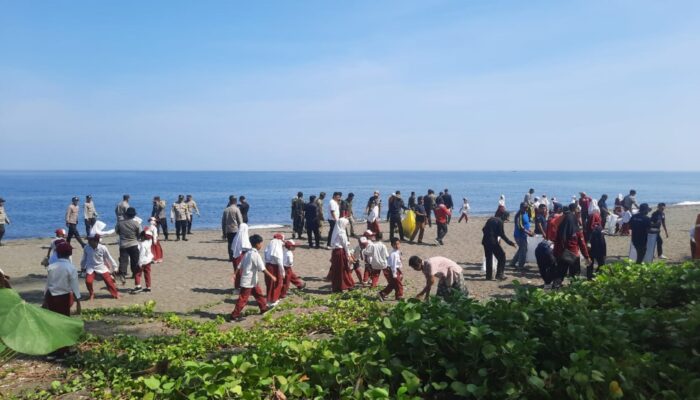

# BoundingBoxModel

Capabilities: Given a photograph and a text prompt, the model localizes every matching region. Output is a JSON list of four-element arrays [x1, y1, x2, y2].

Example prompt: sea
[[0, 171, 699, 240]]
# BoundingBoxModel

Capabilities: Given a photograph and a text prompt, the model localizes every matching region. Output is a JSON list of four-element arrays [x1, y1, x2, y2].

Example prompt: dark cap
[[72, 196, 79, 202], [86, 194, 92, 199], [0, 198, 4, 203], [126, 207, 137, 218]]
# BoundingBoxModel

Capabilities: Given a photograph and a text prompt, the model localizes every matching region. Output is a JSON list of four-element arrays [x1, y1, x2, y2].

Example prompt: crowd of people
[[0, 186, 698, 325]]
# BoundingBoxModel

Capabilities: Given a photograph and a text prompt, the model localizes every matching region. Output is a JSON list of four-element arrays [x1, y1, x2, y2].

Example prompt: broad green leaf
[[0, 288, 84, 355], [382, 317, 392, 329], [143, 377, 160, 390]]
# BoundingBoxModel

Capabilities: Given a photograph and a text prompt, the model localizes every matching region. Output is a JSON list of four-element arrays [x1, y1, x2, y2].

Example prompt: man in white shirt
[[44, 241, 82, 317], [326, 192, 342, 247], [80, 234, 120, 300], [230, 235, 277, 321]]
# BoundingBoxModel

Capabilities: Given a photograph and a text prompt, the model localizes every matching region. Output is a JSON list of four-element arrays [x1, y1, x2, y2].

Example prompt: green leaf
[[451, 381, 469, 396], [0, 289, 84, 355], [481, 344, 497, 359], [401, 370, 421, 393], [404, 311, 421, 322], [528, 375, 545, 389], [383, 317, 393, 329], [380, 367, 392, 376], [143, 377, 160, 390]]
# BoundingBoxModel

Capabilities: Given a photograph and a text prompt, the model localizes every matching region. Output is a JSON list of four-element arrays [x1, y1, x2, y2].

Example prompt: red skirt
[[43, 292, 74, 317], [264, 263, 284, 302], [151, 242, 164, 263], [232, 252, 246, 289], [329, 248, 355, 292]]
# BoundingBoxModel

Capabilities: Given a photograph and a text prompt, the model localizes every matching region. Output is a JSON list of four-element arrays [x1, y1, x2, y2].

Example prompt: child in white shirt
[[458, 198, 470, 223], [132, 229, 154, 294], [378, 238, 403, 301], [231, 234, 277, 321], [281, 240, 305, 298]]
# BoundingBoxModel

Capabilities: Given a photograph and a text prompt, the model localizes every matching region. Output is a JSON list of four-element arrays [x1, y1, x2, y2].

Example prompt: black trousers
[[389, 216, 404, 240], [187, 218, 193, 234], [557, 256, 581, 278], [0, 224, 5, 243], [437, 222, 448, 241], [293, 215, 305, 237], [657, 236, 663, 257], [634, 243, 646, 264], [66, 223, 85, 247], [119, 245, 140, 276], [175, 220, 187, 240], [226, 232, 238, 261], [84, 218, 96, 237], [326, 219, 336, 246], [158, 218, 169, 239], [483, 242, 506, 279], [306, 222, 320, 248]]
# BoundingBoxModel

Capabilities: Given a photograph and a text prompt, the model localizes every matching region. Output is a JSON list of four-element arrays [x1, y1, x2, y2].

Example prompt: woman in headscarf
[[148, 218, 164, 263], [586, 200, 606, 278], [329, 218, 355, 292], [230, 223, 251, 289], [614, 194, 624, 216], [495, 195, 509, 221], [264, 233, 286, 306], [584, 199, 602, 242]]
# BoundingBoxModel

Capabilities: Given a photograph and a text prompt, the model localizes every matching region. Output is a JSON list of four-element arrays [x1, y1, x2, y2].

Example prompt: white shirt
[[387, 249, 402, 278], [46, 258, 82, 299], [239, 248, 266, 288], [363, 242, 389, 270], [367, 205, 379, 223], [328, 199, 340, 221], [80, 243, 117, 274], [48, 238, 64, 265], [283, 249, 294, 267], [138, 239, 154, 266]]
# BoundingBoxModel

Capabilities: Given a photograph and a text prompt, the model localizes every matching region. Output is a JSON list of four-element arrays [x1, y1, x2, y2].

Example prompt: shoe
[[496, 275, 507, 281], [270, 301, 279, 307], [543, 283, 552, 290], [485, 276, 493, 281], [377, 292, 386, 302], [659, 255, 668, 259], [260, 308, 270, 315], [175, 238, 180, 241], [144, 288, 151, 292], [232, 315, 244, 322], [183, 238, 188, 241], [131, 286, 144, 294]]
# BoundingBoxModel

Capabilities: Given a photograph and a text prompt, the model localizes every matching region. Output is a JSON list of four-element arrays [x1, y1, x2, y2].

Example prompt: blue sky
[[1, 1, 698, 170]]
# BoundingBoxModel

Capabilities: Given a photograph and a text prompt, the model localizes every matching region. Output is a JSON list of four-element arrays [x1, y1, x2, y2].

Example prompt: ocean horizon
[[1, 170, 699, 240]]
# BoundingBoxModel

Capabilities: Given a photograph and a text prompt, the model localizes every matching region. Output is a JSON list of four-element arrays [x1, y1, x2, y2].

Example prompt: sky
[[1, 1, 699, 171]]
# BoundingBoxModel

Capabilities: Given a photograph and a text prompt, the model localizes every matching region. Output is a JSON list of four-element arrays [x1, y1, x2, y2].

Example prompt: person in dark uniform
[[291, 192, 305, 239], [442, 188, 454, 223], [151, 196, 169, 240], [304, 195, 321, 249], [481, 214, 516, 280], [630, 203, 652, 263], [239, 196, 250, 224]]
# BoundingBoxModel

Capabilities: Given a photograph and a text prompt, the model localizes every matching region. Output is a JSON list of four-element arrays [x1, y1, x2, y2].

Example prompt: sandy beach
[[1, 204, 698, 323]]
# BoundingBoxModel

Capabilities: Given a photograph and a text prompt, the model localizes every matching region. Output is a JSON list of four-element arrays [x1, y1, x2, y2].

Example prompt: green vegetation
[[19, 262, 700, 399]]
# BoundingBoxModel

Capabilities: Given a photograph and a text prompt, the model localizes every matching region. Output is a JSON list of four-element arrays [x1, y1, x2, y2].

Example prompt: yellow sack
[[402, 210, 416, 238]]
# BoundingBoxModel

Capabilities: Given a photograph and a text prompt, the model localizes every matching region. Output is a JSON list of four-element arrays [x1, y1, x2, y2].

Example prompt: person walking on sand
[[222, 195, 244, 261], [44, 241, 82, 318], [230, 234, 275, 322], [304, 195, 321, 249], [365, 192, 382, 239], [408, 192, 417, 210], [280, 239, 305, 298], [424, 189, 436, 227], [326, 192, 341, 248], [65, 197, 86, 248], [458, 198, 470, 223], [151, 196, 169, 241], [442, 189, 454, 224], [510, 202, 533, 270], [623, 190, 638, 211], [264, 233, 286, 306], [378, 238, 403, 301], [315, 192, 326, 236], [495, 194, 509, 221], [291, 192, 305, 240], [359, 231, 389, 288], [388, 191, 408, 241], [80, 234, 120, 300], [185, 195, 200, 235], [147, 218, 164, 263], [329, 218, 355, 292], [0, 197, 10, 246], [171, 195, 190, 241], [83, 195, 98, 237], [598, 194, 610, 225], [115, 207, 141, 283], [238, 196, 250, 224], [340, 192, 356, 237], [410, 196, 427, 243], [132, 229, 155, 294], [410, 256, 468, 300], [481, 214, 516, 280], [434, 201, 451, 245], [651, 203, 669, 259], [115, 194, 130, 221], [629, 203, 652, 264]]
